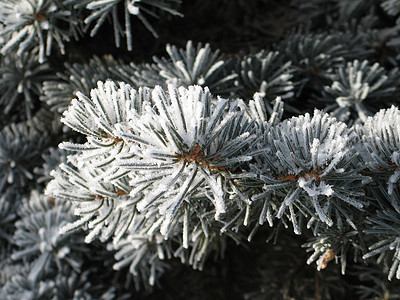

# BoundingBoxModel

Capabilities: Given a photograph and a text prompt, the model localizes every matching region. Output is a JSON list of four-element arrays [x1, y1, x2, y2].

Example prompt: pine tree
[[3, 0, 400, 299]]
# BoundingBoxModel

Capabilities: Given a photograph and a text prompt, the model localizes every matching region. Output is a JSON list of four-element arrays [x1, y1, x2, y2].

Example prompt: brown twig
[[175, 144, 228, 172]]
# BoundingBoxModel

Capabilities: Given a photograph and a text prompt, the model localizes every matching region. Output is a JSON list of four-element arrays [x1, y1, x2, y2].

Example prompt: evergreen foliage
[[11, 191, 85, 282], [0, 47, 53, 121], [40, 55, 124, 114], [322, 60, 400, 122], [0, 0, 83, 63], [151, 41, 237, 94], [3, 0, 400, 299], [0, 190, 19, 258], [0, 123, 46, 194], [82, 0, 182, 51], [237, 50, 294, 102]]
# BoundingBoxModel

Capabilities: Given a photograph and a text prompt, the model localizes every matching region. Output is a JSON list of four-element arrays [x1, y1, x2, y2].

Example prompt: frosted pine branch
[[115, 84, 256, 238], [41, 55, 124, 114], [238, 50, 294, 101], [11, 191, 85, 282], [0, 0, 83, 62], [152, 41, 238, 94], [47, 81, 256, 246], [358, 106, 400, 210], [0, 47, 53, 120], [83, 0, 182, 50], [322, 60, 400, 122], [234, 109, 369, 233]]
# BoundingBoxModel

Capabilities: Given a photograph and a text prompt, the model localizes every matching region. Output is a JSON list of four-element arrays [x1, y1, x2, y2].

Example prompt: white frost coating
[[392, 151, 400, 165], [183, 207, 190, 249], [311, 196, 332, 226], [258, 108, 364, 228], [48, 82, 254, 245], [207, 175, 226, 219], [362, 106, 400, 194], [127, 0, 141, 15], [168, 85, 186, 136], [59, 214, 92, 236], [136, 164, 184, 212], [389, 170, 400, 195], [277, 188, 300, 218], [310, 138, 320, 169], [271, 109, 353, 176], [62, 81, 136, 139], [204, 60, 224, 79], [206, 96, 228, 133], [320, 153, 344, 177], [298, 177, 334, 197], [192, 48, 207, 78], [159, 167, 198, 229]]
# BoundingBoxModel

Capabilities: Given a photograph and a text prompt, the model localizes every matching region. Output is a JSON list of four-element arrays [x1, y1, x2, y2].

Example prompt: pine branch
[[40, 55, 124, 114], [152, 41, 238, 94], [233, 109, 369, 235], [322, 60, 400, 122], [11, 190, 86, 282], [0, 0, 84, 62], [358, 106, 400, 201], [0, 47, 54, 120], [83, 0, 182, 51], [0, 123, 46, 194], [237, 50, 294, 102]]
